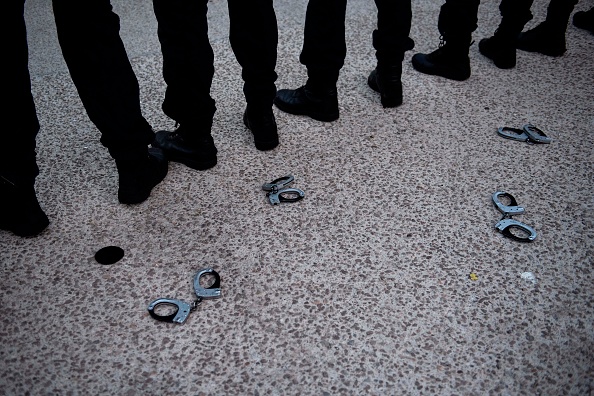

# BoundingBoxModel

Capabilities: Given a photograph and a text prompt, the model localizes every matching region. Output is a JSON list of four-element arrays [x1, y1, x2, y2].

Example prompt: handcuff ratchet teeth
[[262, 175, 305, 205], [147, 268, 221, 324], [492, 191, 525, 216]]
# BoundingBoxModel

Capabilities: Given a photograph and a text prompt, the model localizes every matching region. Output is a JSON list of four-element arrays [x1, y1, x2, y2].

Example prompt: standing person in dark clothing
[[151, 0, 279, 170], [2, 0, 168, 237], [411, 0, 480, 81], [479, 0, 580, 69], [273, 0, 414, 122]]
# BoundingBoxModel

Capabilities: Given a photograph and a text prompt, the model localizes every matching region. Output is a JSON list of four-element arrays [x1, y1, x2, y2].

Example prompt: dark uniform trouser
[[438, 0, 580, 40], [299, 0, 414, 88], [152, 0, 278, 131], [501, 0, 579, 32], [4, 0, 154, 184]]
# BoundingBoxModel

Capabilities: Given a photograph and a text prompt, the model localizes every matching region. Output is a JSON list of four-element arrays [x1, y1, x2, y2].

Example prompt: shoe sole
[[273, 97, 339, 122]]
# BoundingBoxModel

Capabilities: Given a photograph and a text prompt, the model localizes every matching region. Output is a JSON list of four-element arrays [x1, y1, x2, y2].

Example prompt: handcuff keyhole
[[153, 303, 178, 317]]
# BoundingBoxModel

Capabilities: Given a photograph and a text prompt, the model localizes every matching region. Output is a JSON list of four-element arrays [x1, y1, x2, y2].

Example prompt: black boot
[[243, 106, 278, 151], [152, 124, 217, 171], [479, 28, 518, 69], [368, 30, 412, 108], [367, 64, 403, 108], [573, 8, 594, 34], [274, 84, 339, 122], [114, 147, 168, 204], [516, 22, 567, 56], [411, 37, 471, 81], [0, 176, 49, 237]]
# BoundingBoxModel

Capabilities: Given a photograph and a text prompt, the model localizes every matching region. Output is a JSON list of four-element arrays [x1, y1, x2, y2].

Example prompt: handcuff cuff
[[497, 123, 552, 144], [147, 268, 221, 324], [262, 175, 305, 205], [492, 191, 537, 242]]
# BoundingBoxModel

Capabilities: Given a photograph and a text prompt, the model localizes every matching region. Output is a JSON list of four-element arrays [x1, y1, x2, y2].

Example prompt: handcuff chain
[[190, 297, 203, 311]]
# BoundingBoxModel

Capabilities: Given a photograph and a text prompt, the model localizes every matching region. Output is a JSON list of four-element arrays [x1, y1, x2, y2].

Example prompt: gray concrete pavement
[[2, 0, 593, 394]]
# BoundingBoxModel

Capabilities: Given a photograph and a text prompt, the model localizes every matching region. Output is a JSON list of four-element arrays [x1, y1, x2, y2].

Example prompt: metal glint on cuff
[[262, 175, 305, 205], [497, 124, 551, 144], [492, 191, 537, 243], [147, 268, 222, 324]]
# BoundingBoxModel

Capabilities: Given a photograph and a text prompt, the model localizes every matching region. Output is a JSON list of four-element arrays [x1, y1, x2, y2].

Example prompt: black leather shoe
[[152, 128, 217, 171], [0, 176, 49, 237], [116, 148, 168, 204], [243, 107, 279, 151], [412, 45, 471, 81], [274, 86, 339, 122], [479, 35, 516, 69], [367, 65, 403, 108], [516, 22, 567, 56]]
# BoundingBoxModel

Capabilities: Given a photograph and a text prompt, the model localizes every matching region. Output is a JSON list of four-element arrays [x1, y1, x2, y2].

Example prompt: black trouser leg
[[2, 0, 40, 184], [227, 0, 278, 110], [545, 0, 579, 32], [52, 0, 154, 155], [373, 0, 414, 64], [498, 0, 534, 33], [438, 0, 480, 45], [299, 0, 348, 88], [152, 0, 216, 129]]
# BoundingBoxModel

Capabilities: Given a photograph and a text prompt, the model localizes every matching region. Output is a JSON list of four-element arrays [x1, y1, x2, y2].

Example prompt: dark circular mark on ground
[[95, 246, 124, 265]]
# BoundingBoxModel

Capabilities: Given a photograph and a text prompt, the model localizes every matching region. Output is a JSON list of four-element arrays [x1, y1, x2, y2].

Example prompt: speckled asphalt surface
[[1, 0, 593, 394]]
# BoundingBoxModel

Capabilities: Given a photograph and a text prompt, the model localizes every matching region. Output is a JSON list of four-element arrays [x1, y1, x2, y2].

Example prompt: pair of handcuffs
[[262, 175, 305, 205], [147, 268, 221, 324], [497, 124, 552, 144], [492, 191, 537, 242]]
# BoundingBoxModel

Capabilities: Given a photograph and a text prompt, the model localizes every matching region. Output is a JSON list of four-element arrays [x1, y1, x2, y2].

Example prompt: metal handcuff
[[492, 191, 537, 242], [147, 268, 221, 324], [262, 175, 305, 205], [497, 123, 552, 144]]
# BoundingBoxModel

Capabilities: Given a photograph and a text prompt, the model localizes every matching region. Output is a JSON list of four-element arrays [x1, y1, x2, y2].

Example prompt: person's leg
[[516, 0, 580, 56], [52, 0, 167, 204], [368, 0, 414, 107], [479, 0, 534, 69], [227, 0, 279, 150], [1, 0, 49, 236], [411, 0, 480, 81], [151, 0, 217, 170], [274, 0, 346, 122]]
